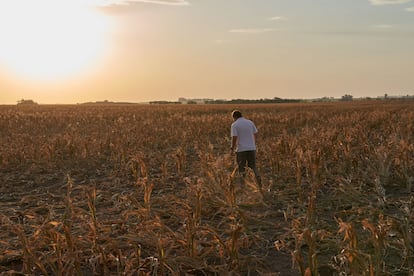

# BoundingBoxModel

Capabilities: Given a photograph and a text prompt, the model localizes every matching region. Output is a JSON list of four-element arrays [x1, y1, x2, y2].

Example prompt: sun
[[0, 0, 112, 81]]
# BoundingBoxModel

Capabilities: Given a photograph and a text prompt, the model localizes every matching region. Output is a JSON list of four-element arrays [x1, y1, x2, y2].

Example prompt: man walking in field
[[230, 110, 261, 186]]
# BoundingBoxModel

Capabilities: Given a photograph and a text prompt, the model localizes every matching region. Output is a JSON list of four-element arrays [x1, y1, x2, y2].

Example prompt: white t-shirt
[[231, 117, 258, 152]]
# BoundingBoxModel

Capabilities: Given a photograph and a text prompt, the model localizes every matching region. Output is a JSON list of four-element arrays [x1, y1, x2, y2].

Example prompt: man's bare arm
[[231, 136, 237, 152]]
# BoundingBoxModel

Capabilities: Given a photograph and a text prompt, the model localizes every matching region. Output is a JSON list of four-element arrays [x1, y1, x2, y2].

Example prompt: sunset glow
[[0, 0, 111, 80]]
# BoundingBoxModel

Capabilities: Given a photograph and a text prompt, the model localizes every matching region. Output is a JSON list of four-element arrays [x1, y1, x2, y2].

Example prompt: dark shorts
[[236, 150, 257, 174]]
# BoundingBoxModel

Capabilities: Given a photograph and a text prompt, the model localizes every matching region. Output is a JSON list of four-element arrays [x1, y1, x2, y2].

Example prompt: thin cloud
[[214, 39, 230, 44], [229, 28, 275, 34], [406, 6, 414, 10], [95, 0, 190, 6], [373, 24, 393, 28], [268, 16, 287, 21], [368, 0, 412, 5], [305, 28, 414, 38]]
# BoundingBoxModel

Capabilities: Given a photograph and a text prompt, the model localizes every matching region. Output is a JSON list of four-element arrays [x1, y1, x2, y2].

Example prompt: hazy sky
[[1, 0, 414, 104]]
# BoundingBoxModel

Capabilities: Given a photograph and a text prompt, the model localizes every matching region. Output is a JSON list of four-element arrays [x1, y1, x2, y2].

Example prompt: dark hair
[[232, 110, 242, 119]]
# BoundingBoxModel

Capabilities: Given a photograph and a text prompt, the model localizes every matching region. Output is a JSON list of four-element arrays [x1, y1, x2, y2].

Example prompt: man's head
[[232, 110, 242, 119]]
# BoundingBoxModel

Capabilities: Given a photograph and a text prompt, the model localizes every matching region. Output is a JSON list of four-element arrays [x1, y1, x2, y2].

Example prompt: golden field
[[0, 101, 413, 275]]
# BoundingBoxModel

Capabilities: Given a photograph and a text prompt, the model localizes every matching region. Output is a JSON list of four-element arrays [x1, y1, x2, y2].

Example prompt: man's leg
[[246, 151, 261, 185], [236, 151, 248, 177]]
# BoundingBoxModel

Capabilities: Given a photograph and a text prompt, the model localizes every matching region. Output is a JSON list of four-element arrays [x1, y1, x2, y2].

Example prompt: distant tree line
[[149, 97, 301, 105], [19, 93, 413, 106], [80, 100, 134, 105], [205, 97, 301, 104], [149, 101, 182, 105], [17, 99, 38, 105], [341, 94, 353, 101]]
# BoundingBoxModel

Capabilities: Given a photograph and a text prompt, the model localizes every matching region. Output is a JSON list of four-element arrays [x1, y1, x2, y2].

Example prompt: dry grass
[[0, 101, 413, 275]]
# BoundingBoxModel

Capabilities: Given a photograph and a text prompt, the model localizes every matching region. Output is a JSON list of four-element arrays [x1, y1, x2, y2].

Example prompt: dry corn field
[[0, 101, 413, 275]]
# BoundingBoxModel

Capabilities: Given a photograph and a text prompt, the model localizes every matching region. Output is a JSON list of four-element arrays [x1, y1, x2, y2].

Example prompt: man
[[230, 110, 261, 185]]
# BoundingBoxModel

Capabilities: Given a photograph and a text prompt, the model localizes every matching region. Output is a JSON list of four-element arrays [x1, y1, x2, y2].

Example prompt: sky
[[0, 0, 414, 104]]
